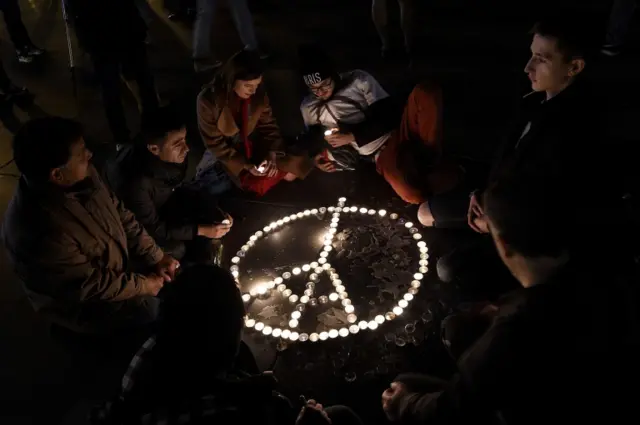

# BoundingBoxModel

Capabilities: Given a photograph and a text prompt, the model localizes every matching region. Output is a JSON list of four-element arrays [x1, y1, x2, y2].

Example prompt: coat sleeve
[[123, 181, 197, 242], [254, 94, 285, 152], [27, 232, 150, 303], [391, 322, 519, 425], [343, 71, 401, 147], [109, 188, 165, 266], [197, 89, 249, 175]]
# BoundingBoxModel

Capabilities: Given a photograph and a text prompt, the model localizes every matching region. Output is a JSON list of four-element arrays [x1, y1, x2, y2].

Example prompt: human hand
[[155, 254, 180, 282], [198, 223, 232, 239], [313, 153, 336, 173], [467, 193, 487, 233], [142, 273, 165, 296], [382, 382, 408, 421], [325, 130, 354, 147], [296, 399, 332, 425]]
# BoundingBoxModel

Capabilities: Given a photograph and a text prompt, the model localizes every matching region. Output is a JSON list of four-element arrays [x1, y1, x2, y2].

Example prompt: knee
[[417, 201, 435, 227], [436, 253, 457, 283], [324, 405, 363, 425]]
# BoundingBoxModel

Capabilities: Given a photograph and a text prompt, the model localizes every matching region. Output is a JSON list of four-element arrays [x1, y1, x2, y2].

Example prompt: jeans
[[605, 0, 637, 46], [193, 0, 258, 59], [0, 0, 33, 50], [91, 43, 159, 144], [189, 150, 234, 196]]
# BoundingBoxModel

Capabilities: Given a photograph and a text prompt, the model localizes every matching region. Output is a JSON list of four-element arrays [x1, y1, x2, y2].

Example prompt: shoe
[[601, 44, 622, 57], [193, 59, 222, 73]]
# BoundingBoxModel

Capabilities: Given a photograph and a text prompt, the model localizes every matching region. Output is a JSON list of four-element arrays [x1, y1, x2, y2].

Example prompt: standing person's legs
[[371, 0, 391, 53], [227, 0, 259, 51], [193, 0, 217, 60], [92, 56, 131, 144], [0, 0, 33, 51], [605, 0, 637, 47]]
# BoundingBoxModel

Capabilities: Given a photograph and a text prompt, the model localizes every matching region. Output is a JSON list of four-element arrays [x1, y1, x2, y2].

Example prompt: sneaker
[[193, 59, 222, 73], [601, 44, 622, 57]]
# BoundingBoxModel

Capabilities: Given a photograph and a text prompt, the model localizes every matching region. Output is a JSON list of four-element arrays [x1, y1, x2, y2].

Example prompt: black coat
[[105, 145, 202, 244]]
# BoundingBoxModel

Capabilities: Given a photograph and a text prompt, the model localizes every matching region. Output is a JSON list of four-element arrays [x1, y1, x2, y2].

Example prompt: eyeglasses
[[309, 79, 333, 94]]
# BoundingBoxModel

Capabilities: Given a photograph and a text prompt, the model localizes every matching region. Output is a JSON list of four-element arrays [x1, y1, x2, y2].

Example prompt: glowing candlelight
[[413, 273, 424, 280], [310, 333, 319, 342], [222, 219, 231, 225], [302, 264, 311, 272], [281, 329, 291, 339], [359, 207, 368, 214], [262, 326, 272, 335], [338, 197, 346, 202], [375, 315, 385, 324], [347, 313, 357, 323], [378, 209, 387, 216], [291, 311, 301, 320], [255, 322, 265, 331], [405, 222, 413, 228], [411, 280, 421, 288], [292, 267, 301, 275], [339, 328, 349, 337], [368, 321, 378, 330], [319, 331, 329, 340], [282, 289, 292, 297], [329, 329, 339, 338], [329, 292, 339, 301], [344, 304, 355, 313], [393, 306, 403, 315], [290, 332, 299, 341], [231, 257, 240, 264], [289, 319, 299, 328], [242, 293, 250, 302], [257, 165, 266, 173], [349, 325, 360, 334], [404, 293, 414, 301], [413, 233, 422, 240], [272, 328, 282, 337], [245, 318, 255, 327]]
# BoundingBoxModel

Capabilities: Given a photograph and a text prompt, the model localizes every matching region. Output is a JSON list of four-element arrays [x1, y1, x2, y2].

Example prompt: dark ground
[[1, 0, 639, 424]]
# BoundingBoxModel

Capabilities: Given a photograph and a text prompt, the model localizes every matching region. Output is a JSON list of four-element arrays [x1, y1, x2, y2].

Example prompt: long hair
[[210, 49, 266, 107]]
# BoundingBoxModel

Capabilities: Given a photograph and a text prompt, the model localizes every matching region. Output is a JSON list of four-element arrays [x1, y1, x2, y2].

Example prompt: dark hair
[[13, 117, 84, 182], [483, 173, 576, 258], [141, 104, 186, 146], [158, 265, 245, 364], [211, 49, 265, 106], [530, 16, 597, 62]]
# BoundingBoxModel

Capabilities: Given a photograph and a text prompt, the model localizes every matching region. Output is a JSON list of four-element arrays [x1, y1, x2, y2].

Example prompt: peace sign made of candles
[[230, 197, 429, 343]]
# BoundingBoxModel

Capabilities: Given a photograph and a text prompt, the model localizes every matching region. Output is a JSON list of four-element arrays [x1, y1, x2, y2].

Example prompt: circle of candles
[[291, 311, 302, 320], [375, 315, 385, 324], [290, 332, 299, 341], [263, 326, 273, 335], [283, 272, 292, 279], [310, 333, 319, 342], [289, 319, 299, 328], [414, 273, 424, 280], [368, 321, 378, 330], [302, 264, 311, 272], [242, 293, 251, 302], [404, 293, 414, 301], [292, 267, 301, 275], [344, 304, 355, 313], [272, 328, 282, 337], [329, 329, 339, 338], [347, 313, 357, 323], [398, 299, 408, 308], [390, 213, 398, 220], [245, 318, 256, 327], [385, 312, 396, 321], [349, 325, 360, 334], [255, 322, 265, 331], [289, 294, 299, 303], [281, 329, 291, 339], [299, 333, 309, 342], [393, 306, 404, 315], [339, 328, 349, 337], [319, 295, 329, 304], [413, 234, 422, 240], [300, 295, 309, 303], [329, 292, 339, 301]]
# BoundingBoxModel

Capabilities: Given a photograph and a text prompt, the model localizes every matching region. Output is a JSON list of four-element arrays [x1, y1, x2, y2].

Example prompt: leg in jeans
[[122, 44, 159, 114], [92, 55, 131, 144], [228, 0, 259, 51], [324, 406, 364, 425], [193, 0, 217, 59], [605, 0, 637, 46], [371, 0, 390, 52], [0, 0, 33, 50]]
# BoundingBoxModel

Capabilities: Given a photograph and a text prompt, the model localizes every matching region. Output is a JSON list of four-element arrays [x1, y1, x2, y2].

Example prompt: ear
[[49, 167, 64, 184], [147, 144, 160, 156], [568, 58, 585, 77]]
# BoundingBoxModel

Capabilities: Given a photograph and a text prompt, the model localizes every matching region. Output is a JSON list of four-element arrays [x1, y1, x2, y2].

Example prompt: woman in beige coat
[[197, 50, 313, 196]]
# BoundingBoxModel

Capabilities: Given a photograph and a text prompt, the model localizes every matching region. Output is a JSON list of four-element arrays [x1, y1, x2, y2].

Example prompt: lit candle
[[304, 210, 311, 215], [257, 230, 264, 237], [335, 285, 345, 293], [347, 313, 357, 323], [283, 272, 292, 279], [378, 209, 387, 216], [222, 219, 231, 225], [404, 293, 414, 301], [302, 264, 311, 272], [329, 292, 339, 301], [375, 315, 385, 324], [257, 165, 266, 173], [390, 213, 398, 220], [405, 222, 413, 228], [322, 263, 331, 270], [312, 209, 319, 214], [398, 299, 408, 308], [419, 267, 428, 273], [385, 312, 396, 321], [318, 258, 327, 264], [358, 320, 368, 330], [320, 251, 329, 258], [411, 280, 421, 288], [359, 207, 368, 214], [310, 261, 319, 268], [413, 273, 424, 280], [256, 286, 267, 295], [329, 329, 339, 338], [282, 289, 292, 297], [272, 328, 282, 337], [419, 259, 428, 265], [339, 328, 349, 337], [291, 311, 301, 320], [266, 281, 275, 289], [242, 293, 251, 302], [323, 246, 332, 252], [289, 319, 299, 328], [245, 318, 256, 327], [338, 197, 347, 202], [349, 325, 360, 334], [301, 295, 309, 303], [281, 329, 291, 339], [413, 234, 422, 240], [393, 306, 403, 315], [344, 304, 355, 313], [255, 322, 265, 331], [231, 257, 240, 264], [368, 321, 378, 330], [277, 284, 286, 292], [292, 267, 301, 275], [319, 295, 329, 304], [274, 277, 283, 284], [262, 326, 272, 335], [310, 333, 319, 342], [350, 206, 357, 213], [333, 279, 342, 286], [299, 333, 309, 342], [319, 331, 329, 340], [417, 241, 426, 248]]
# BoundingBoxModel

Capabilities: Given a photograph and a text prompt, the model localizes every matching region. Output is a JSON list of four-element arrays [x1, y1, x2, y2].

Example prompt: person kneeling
[[198, 50, 313, 197], [298, 44, 401, 172], [106, 105, 232, 265]]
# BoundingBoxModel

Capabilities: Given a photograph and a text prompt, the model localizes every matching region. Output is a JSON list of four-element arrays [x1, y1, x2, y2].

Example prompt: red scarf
[[240, 98, 252, 160]]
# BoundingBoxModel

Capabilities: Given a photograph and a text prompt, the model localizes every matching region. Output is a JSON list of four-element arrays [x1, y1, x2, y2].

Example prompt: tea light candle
[[282, 289, 292, 297], [222, 219, 231, 225], [291, 311, 302, 320], [393, 306, 403, 315], [344, 304, 355, 313], [329, 329, 339, 338], [368, 321, 378, 330], [242, 293, 251, 302], [310, 333, 319, 342], [329, 292, 339, 301], [272, 328, 282, 338], [319, 331, 329, 340], [398, 299, 408, 308], [349, 325, 360, 334], [292, 267, 301, 275], [339, 328, 349, 337], [289, 319, 299, 328], [375, 315, 385, 324]]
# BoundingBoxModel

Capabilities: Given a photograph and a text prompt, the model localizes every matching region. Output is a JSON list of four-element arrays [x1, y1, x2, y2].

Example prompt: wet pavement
[[1, 0, 639, 424]]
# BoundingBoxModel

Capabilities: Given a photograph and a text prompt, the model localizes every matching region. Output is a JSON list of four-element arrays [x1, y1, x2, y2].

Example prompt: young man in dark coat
[[105, 105, 232, 265]]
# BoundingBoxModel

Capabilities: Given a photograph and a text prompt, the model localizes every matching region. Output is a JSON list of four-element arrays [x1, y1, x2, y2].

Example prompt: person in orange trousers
[[376, 82, 462, 225]]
